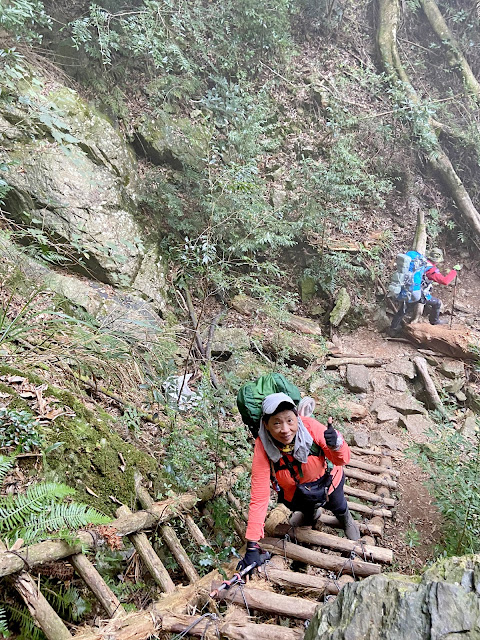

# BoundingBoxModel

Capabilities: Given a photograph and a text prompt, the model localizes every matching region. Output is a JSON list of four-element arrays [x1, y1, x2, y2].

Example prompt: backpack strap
[[270, 441, 326, 488]]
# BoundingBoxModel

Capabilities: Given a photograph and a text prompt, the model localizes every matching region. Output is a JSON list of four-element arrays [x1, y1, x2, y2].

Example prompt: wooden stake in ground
[[0, 542, 72, 640]]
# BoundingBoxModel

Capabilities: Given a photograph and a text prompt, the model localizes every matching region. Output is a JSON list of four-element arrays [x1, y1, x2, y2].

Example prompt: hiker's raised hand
[[324, 417, 338, 449]]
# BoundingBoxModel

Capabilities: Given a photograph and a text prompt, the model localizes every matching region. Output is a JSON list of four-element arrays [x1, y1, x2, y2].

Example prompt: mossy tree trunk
[[376, 0, 480, 240], [420, 0, 480, 102]]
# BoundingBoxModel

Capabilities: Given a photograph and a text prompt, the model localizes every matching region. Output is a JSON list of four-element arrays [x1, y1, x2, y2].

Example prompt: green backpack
[[237, 373, 302, 438]]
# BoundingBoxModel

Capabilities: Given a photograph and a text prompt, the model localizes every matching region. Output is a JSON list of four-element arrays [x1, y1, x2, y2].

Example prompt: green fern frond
[[0, 604, 9, 638], [0, 482, 74, 535], [7, 604, 47, 640], [20, 502, 110, 544], [0, 454, 16, 486]]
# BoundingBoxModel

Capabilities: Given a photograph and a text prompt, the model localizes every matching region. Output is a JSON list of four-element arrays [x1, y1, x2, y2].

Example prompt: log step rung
[[344, 484, 395, 507], [347, 458, 400, 477], [344, 467, 397, 489]]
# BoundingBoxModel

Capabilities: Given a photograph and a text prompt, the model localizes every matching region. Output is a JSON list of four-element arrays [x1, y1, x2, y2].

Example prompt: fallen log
[[347, 459, 400, 477], [230, 294, 322, 335], [413, 356, 447, 416], [73, 610, 304, 640], [212, 582, 317, 620], [350, 446, 383, 457], [404, 323, 480, 360], [0, 468, 245, 579], [344, 485, 395, 507], [273, 525, 393, 563], [260, 537, 381, 577], [257, 565, 353, 596], [160, 525, 199, 583], [344, 468, 397, 489], [325, 357, 385, 368], [183, 513, 210, 547]]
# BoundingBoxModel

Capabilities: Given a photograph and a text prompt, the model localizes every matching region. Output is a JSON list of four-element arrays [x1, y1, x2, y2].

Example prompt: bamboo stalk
[[116, 505, 175, 593], [260, 538, 381, 577], [70, 553, 125, 618], [273, 525, 393, 563], [344, 468, 397, 489]]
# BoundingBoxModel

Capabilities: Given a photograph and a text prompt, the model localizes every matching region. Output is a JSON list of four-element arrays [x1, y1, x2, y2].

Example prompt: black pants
[[281, 473, 348, 524], [390, 296, 441, 331]]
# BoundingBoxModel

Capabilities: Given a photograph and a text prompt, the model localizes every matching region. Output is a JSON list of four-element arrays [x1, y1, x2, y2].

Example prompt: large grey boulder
[[0, 71, 166, 305], [345, 364, 370, 393], [305, 555, 480, 640]]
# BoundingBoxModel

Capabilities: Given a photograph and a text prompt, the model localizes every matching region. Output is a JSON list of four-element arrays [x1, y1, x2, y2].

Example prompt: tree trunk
[[377, 0, 480, 240], [420, 0, 480, 102]]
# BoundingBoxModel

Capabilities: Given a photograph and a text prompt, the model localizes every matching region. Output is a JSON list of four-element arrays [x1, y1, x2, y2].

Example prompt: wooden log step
[[325, 357, 385, 367], [212, 582, 317, 620], [350, 446, 383, 457], [70, 553, 125, 618], [347, 459, 400, 477], [0, 467, 245, 580], [183, 513, 210, 547], [344, 468, 397, 489], [347, 500, 392, 518], [160, 525, 199, 583], [317, 513, 383, 537], [274, 525, 393, 563], [73, 611, 303, 640], [344, 484, 395, 506], [260, 537, 381, 577], [117, 504, 175, 593], [257, 565, 354, 595]]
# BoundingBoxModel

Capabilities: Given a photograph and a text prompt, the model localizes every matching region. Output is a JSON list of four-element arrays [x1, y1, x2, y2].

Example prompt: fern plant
[[0, 481, 110, 545], [0, 605, 9, 639]]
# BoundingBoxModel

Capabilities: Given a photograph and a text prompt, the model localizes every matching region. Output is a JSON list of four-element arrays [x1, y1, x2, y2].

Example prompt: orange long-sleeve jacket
[[245, 416, 351, 541]]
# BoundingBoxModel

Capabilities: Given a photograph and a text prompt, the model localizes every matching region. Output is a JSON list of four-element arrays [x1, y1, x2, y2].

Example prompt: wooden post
[[160, 525, 199, 583], [70, 553, 125, 618], [273, 525, 393, 563], [116, 505, 175, 593], [183, 514, 210, 547], [0, 543, 72, 640], [260, 537, 381, 577]]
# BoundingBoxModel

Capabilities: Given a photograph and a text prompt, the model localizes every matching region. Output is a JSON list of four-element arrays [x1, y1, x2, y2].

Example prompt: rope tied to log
[[171, 612, 220, 640]]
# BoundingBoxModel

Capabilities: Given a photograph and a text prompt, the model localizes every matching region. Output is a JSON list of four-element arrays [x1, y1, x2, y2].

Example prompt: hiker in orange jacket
[[237, 392, 359, 572]]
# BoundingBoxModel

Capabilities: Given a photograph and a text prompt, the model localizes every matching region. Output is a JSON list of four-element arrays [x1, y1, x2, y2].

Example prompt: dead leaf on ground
[[5, 376, 25, 384], [85, 486, 99, 498], [0, 393, 11, 399]]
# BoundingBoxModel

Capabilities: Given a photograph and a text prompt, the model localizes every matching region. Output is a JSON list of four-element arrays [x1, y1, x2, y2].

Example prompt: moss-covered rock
[[134, 111, 209, 170], [0, 66, 166, 306], [0, 364, 162, 516]]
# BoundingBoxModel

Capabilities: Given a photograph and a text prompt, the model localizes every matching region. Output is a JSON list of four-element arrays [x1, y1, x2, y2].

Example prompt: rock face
[[329, 288, 351, 327], [305, 555, 480, 640], [0, 69, 166, 307]]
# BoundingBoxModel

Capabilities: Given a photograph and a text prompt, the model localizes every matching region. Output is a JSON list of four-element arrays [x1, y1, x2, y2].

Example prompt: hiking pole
[[450, 266, 461, 330], [209, 554, 272, 599]]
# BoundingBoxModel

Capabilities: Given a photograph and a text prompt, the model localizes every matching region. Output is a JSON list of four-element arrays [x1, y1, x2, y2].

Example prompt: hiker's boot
[[430, 317, 448, 326], [336, 506, 360, 541], [289, 511, 305, 528]]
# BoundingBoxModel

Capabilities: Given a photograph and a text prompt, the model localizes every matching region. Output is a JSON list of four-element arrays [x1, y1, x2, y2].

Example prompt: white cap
[[262, 392, 296, 417]]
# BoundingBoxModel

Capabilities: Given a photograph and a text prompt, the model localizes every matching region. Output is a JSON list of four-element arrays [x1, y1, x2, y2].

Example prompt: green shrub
[[0, 407, 44, 452], [412, 421, 480, 555]]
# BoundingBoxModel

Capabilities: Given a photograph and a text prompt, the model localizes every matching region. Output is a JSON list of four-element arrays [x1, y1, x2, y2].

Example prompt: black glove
[[324, 417, 338, 449], [236, 542, 269, 573]]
